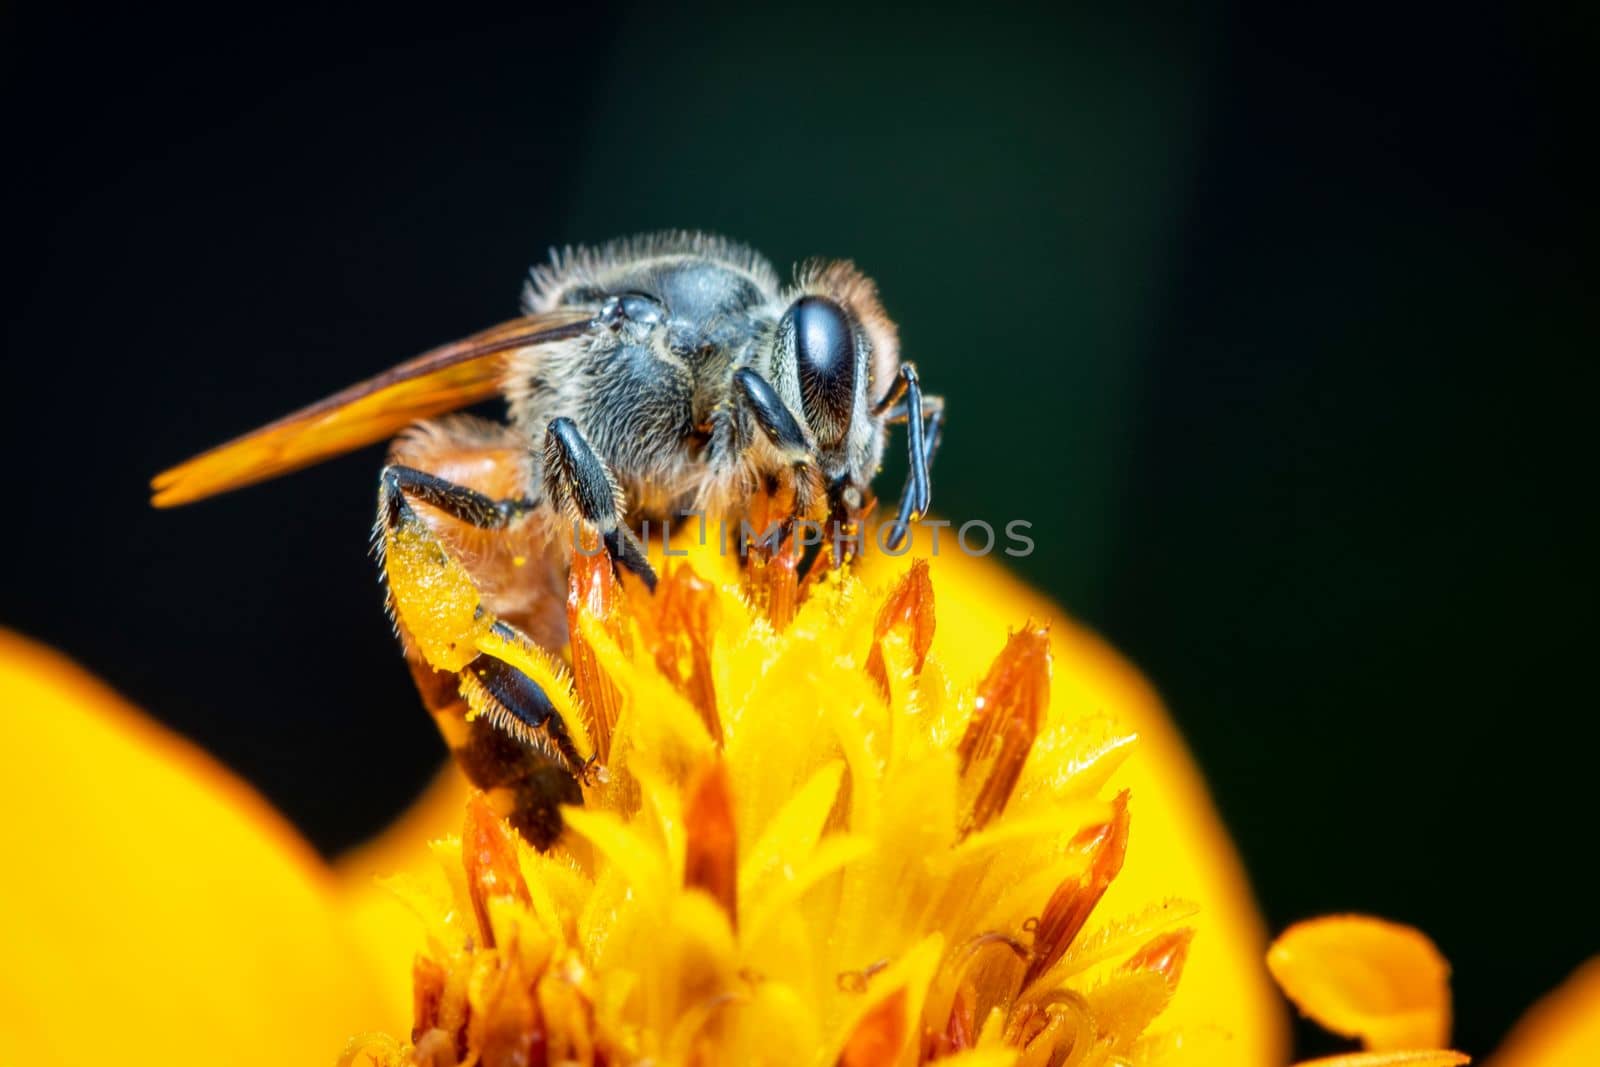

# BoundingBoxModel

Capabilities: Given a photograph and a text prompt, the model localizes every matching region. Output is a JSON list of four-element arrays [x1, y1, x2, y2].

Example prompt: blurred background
[[4, 2, 1594, 1057]]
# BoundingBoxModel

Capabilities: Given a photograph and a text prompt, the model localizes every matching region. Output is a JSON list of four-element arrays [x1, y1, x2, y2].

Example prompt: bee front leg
[[727, 368, 829, 625], [731, 368, 825, 531]]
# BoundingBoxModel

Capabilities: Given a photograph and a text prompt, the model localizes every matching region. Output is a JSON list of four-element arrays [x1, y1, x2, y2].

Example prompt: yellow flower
[[1, 535, 1590, 1065], [353, 536, 1238, 1066]]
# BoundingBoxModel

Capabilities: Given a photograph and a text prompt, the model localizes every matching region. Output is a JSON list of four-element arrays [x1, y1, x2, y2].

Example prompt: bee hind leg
[[377, 459, 593, 849], [378, 463, 537, 530]]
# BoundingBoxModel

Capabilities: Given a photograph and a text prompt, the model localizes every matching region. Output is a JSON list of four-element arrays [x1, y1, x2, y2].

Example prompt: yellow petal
[[829, 933, 945, 1065], [1290, 1054, 1469, 1067], [1268, 915, 1451, 1050], [927, 1051, 1019, 1067], [0, 630, 392, 1065], [1489, 956, 1600, 1067], [738, 758, 847, 901], [334, 764, 468, 1028], [859, 542, 1287, 1067]]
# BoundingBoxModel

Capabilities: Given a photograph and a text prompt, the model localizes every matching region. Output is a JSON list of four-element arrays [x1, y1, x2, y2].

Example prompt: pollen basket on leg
[[382, 502, 494, 673]]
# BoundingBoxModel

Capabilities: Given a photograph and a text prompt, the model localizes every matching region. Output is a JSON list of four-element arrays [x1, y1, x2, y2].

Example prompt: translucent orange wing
[[151, 311, 594, 507]]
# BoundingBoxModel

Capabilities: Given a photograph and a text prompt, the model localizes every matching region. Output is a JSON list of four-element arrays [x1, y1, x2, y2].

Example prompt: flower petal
[[333, 764, 467, 1029], [1489, 956, 1600, 1066], [1268, 915, 1451, 1050], [1290, 1054, 1469, 1067], [860, 542, 1288, 1067], [0, 631, 392, 1065]]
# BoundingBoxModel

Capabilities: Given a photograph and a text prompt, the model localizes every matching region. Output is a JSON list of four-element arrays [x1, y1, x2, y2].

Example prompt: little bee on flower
[[152, 232, 944, 848]]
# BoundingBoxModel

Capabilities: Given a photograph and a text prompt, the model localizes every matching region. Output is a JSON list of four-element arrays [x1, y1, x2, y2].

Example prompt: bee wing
[[150, 310, 594, 507]]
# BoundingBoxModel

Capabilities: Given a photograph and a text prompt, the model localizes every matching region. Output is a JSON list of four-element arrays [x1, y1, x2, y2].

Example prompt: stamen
[[410, 956, 447, 1043], [741, 483, 803, 629], [926, 931, 1034, 1055], [684, 760, 738, 926], [958, 626, 1051, 832], [1119, 928, 1195, 987], [408, 1029, 455, 1067], [462, 794, 532, 950], [566, 528, 626, 762], [864, 559, 936, 699], [644, 564, 721, 742], [1020, 791, 1131, 990], [941, 984, 977, 1054], [475, 949, 542, 1067], [839, 986, 909, 1067], [747, 537, 802, 630], [1010, 993, 1093, 1066]]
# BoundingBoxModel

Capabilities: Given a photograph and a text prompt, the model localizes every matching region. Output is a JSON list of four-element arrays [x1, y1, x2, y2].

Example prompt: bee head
[[773, 261, 900, 517], [782, 294, 856, 448], [777, 260, 896, 444]]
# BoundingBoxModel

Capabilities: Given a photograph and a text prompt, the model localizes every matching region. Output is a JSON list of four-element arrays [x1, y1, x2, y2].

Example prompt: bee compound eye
[[790, 295, 857, 446]]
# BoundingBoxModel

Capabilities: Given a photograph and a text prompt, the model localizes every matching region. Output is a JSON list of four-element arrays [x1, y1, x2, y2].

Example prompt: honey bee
[[152, 232, 944, 847]]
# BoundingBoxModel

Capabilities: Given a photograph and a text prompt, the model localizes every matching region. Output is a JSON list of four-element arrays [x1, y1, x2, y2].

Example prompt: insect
[[152, 231, 944, 847]]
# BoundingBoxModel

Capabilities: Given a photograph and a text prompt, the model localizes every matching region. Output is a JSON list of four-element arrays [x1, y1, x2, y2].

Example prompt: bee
[[152, 231, 944, 847]]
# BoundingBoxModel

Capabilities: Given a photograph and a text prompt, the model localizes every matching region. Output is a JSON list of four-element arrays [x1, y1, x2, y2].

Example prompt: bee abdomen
[[451, 714, 582, 851]]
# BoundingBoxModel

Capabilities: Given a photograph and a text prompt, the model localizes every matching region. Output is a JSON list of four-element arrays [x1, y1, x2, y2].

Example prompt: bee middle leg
[[540, 416, 657, 591]]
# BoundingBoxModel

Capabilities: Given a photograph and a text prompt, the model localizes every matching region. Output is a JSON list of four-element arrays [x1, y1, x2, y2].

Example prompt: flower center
[[344, 539, 1196, 1067]]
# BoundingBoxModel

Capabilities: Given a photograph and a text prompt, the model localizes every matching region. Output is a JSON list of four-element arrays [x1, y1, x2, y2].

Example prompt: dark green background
[[5, 3, 1595, 1058]]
